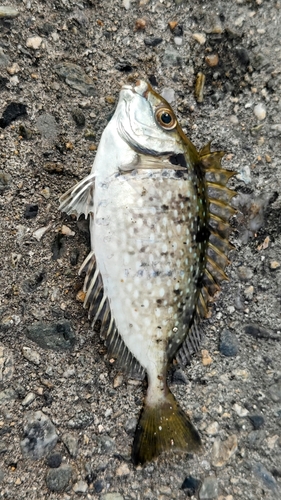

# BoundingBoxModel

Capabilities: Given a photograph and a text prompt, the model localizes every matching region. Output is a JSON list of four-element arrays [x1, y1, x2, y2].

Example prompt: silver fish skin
[[60, 80, 235, 464]]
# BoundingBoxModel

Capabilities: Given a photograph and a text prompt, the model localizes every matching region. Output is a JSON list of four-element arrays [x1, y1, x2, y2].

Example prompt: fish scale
[[60, 80, 235, 465]]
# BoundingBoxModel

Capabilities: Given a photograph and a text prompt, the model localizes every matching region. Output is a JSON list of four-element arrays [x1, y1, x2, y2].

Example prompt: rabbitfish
[[60, 80, 236, 464]]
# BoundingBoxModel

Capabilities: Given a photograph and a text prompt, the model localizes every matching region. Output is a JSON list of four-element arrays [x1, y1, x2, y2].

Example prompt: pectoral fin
[[59, 173, 95, 218]]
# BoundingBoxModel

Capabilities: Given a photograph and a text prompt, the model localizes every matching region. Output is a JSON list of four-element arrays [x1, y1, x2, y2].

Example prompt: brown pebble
[[195, 72, 205, 103], [65, 142, 73, 150], [135, 18, 146, 30], [76, 290, 86, 303], [44, 162, 64, 174], [105, 95, 115, 104], [88, 144, 97, 151], [168, 20, 178, 31], [265, 154, 271, 163], [205, 54, 219, 67], [202, 349, 213, 366], [270, 260, 280, 270]]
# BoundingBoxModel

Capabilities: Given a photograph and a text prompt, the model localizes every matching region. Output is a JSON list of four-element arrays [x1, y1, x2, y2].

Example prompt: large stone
[[20, 411, 58, 460], [26, 321, 75, 351], [46, 465, 73, 492]]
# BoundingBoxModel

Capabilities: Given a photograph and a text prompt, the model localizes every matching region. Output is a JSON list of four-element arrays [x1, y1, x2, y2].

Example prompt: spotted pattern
[[93, 162, 209, 375]]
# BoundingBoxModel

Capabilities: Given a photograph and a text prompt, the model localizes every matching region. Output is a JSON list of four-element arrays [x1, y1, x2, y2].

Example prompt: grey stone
[[219, 329, 239, 357], [0, 48, 9, 66], [101, 494, 124, 500], [55, 63, 96, 96], [0, 6, 19, 18], [0, 345, 14, 382], [21, 392, 36, 407], [162, 46, 182, 66], [98, 435, 116, 453], [124, 417, 138, 436], [0, 468, 4, 483], [252, 462, 279, 492], [22, 347, 41, 365], [73, 480, 88, 493], [67, 412, 94, 429], [0, 388, 16, 404], [71, 108, 86, 127], [62, 432, 79, 457], [26, 321, 76, 351], [0, 171, 12, 193], [36, 113, 59, 140], [268, 381, 281, 402], [211, 435, 238, 467], [0, 440, 8, 453], [199, 476, 218, 499], [46, 464, 73, 492], [20, 410, 58, 460]]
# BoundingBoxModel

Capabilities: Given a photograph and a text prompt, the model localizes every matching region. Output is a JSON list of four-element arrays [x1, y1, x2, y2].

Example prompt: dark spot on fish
[[140, 247, 146, 253], [156, 339, 162, 344], [161, 204, 169, 211], [156, 299, 162, 305], [196, 226, 210, 243], [196, 274, 204, 288], [157, 326, 162, 329], [149, 197, 153, 201], [161, 252, 168, 256], [174, 289, 180, 295], [175, 170, 185, 178], [169, 153, 187, 168]]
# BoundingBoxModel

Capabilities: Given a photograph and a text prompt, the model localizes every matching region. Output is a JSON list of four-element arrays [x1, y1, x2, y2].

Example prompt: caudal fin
[[132, 389, 201, 465]]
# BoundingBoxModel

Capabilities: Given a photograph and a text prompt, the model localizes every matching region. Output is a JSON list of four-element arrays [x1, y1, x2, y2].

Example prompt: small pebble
[[244, 285, 254, 300], [116, 463, 130, 477], [236, 266, 253, 281], [181, 475, 201, 495], [73, 480, 88, 493], [62, 433, 79, 458], [101, 494, 124, 500], [113, 374, 123, 388], [202, 349, 212, 366], [21, 392, 36, 407], [22, 347, 41, 366], [268, 382, 281, 403], [46, 453, 62, 468], [33, 224, 52, 242], [61, 225, 75, 237], [205, 54, 219, 67], [192, 33, 206, 44], [254, 103, 266, 121], [46, 465, 73, 492], [211, 435, 238, 467], [206, 422, 219, 435], [219, 329, 239, 357], [248, 415, 265, 430], [135, 18, 146, 31], [199, 476, 218, 499], [233, 403, 249, 417], [144, 37, 163, 47], [71, 108, 85, 127], [270, 260, 280, 270], [7, 63, 20, 75], [26, 36, 43, 50]]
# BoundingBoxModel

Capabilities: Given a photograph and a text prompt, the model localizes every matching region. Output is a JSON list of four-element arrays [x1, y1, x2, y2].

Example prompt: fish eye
[[155, 107, 177, 130]]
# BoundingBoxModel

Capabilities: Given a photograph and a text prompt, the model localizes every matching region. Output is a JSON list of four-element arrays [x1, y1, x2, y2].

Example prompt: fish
[[59, 80, 236, 465]]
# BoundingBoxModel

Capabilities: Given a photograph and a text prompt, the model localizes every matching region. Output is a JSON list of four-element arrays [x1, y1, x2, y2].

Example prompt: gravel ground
[[0, 0, 281, 499]]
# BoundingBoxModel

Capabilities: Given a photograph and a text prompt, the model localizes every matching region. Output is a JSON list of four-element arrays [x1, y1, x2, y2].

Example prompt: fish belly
[[93, 169, 202, 373]]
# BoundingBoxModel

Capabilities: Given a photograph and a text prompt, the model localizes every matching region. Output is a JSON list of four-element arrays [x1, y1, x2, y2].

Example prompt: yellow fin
[[197, 145, 236, 318], [132, 389, 201, 465]]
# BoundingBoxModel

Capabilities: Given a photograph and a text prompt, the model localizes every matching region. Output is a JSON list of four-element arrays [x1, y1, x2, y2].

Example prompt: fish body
[[60, 80, 235, 464]]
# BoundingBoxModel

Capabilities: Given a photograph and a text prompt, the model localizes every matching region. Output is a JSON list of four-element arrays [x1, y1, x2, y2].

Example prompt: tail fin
[[132, 389, 201, 465]]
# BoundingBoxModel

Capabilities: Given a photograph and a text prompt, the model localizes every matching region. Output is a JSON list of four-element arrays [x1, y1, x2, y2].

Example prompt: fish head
[[113, 80, 197, 161]]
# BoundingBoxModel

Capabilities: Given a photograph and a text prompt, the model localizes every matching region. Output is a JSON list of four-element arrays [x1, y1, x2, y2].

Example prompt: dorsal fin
[[79, 251, 145, 379], [177, 144, 236, 367], [199, 144, 236, 317]]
